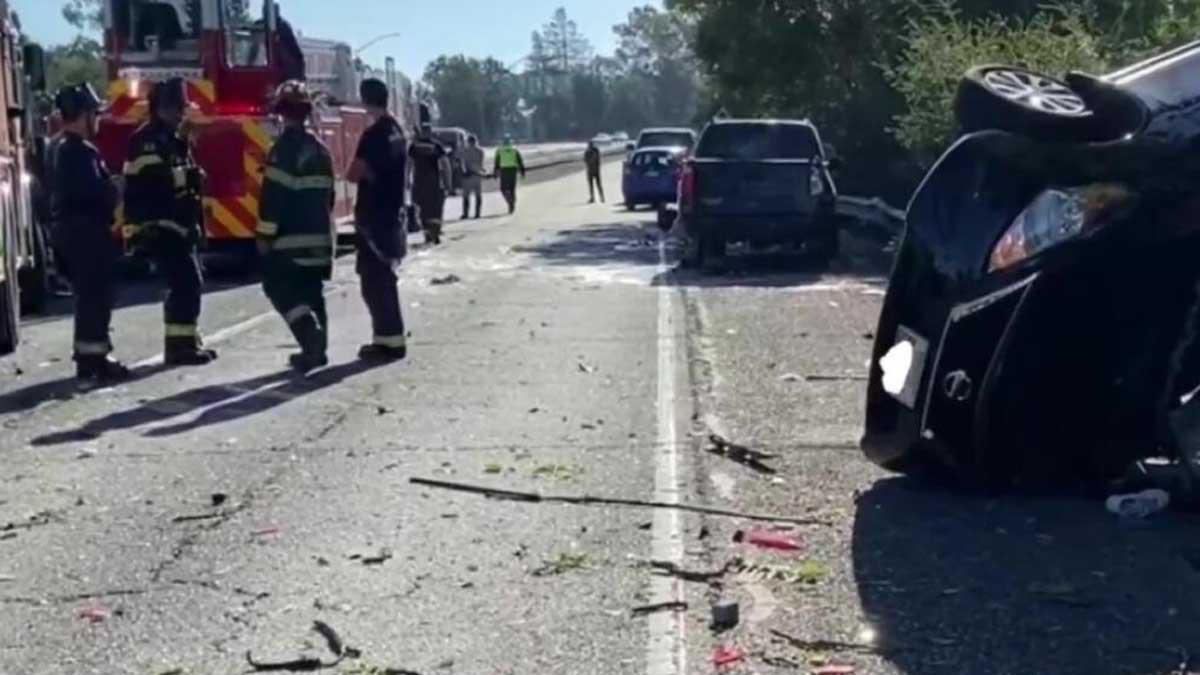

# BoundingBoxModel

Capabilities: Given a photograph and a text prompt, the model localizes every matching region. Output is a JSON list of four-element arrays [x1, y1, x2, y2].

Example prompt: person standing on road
[[409, 107, 449, 246], [123, 78, 217, 366], [50, 83, 128, 381], [460, 135, 485, 220], [257, 81, 337, 374], [584, 141, 604, 203], [493, 135, 526, 214], [347, 78, 409, 362]]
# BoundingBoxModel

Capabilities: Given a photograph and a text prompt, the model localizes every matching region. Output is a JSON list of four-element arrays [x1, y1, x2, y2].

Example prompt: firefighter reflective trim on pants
[[264, 167, 335, 191], [273, 234, 332, 250], [124, 154, 164, 176], [141, 219, 191, 237], [292, 257, 332, 268], [172, 167, 188, 189], [74, 341, 110, 355], [165, 323, 198, 338], [257, 220, 279, 237], [285, 305, 315, 325], [373, 334, 407, 348]]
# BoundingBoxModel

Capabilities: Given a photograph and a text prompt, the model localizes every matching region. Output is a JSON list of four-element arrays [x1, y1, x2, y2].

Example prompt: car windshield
[[639, 131, 693, 148], [632, 151, 675, 168], [696, 123, 821, 160]]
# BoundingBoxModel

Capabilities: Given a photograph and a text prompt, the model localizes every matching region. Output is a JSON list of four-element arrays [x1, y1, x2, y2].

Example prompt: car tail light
[[989, 183, 1135, 272], [679, 160, 696, 211], [809, 164, 825, 196]]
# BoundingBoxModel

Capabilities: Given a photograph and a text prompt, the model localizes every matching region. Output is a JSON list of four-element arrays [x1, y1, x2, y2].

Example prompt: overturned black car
[[863, 42, 1200, 489]]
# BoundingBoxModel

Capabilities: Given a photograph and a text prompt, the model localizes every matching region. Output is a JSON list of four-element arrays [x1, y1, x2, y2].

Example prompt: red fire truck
[[95, 0, 404, 256]]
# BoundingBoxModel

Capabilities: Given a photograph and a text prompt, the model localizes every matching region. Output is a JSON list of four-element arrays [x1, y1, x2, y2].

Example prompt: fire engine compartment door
[[192, 120, 247, 199]]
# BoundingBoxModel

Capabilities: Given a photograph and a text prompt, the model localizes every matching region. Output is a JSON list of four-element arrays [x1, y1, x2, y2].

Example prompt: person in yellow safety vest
[[257, 81, 337, 374], [493, 136, 526, 214]]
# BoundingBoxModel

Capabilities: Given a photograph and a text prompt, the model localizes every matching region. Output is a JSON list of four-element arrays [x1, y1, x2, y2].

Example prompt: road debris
[[211, 493, 228, 507], [1106, 489, 1170, 519], [713, 645, 745, 669], [780, 373, 803, 382], [252, 527, 282, 538], [409, 477, 830, 526], [172, 512, 223, 524], [531, 463, 582, 481], [577, 362, 596, 374], [313, 620, 361, 659], [736, 529, 803, 552], [648, 559, 737, 583], [349, 549, 394, 566], [805, 374, 869, 382], [815, 665, 856, 675], [430, 274, 461, 286], [706, 434, 778, 475], [769, 629, 906, 656], [631, 600, 689, 617], [532, 552, 591, 577], [246, 621, 363, 672], [78, 605, 111, 623], [711, 600, 740, 630]]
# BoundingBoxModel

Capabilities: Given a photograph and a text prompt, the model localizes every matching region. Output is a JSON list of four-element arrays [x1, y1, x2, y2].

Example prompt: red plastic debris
[[742, 529, 803, 552], [252, 527, 281, 538], [814, 665, 855, 675], [713, 645, 745, 669], [78, 605, 110, 623]]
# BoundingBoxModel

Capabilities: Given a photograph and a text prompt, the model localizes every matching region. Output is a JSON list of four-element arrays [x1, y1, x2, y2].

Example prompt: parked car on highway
[[634, 127, 696, 152], [677, 119, 839, 268], [592, 133, 613, 145], [433, 127, 470, 194], [863, 41, 1200, 491], [623, 147, 687, 211]]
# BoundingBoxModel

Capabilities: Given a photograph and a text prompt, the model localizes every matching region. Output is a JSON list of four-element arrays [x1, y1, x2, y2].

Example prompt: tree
[[62, 0, 103, 33], [540, 7, 593, 73], [423, 55, 519, 142], [612, 6, 700, 127], [46, 36, 106, 93]]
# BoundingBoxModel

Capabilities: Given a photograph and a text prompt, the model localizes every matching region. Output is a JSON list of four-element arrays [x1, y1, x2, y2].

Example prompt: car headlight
[[810, 167, 825, 196], [989, 183, 1135, 273]]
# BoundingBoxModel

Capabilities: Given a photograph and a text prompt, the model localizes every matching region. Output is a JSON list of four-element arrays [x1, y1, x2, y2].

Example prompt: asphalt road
[[1, 162, 1197, 675]]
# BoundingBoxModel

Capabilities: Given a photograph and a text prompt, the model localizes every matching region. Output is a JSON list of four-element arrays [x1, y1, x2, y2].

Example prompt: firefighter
[[123, 78, 216, 366], [493, 135, 526, 214], [257, 81, 336, 374], [347, 78, 408, 361], [50, 83, 128, 381], [408, 105, 449, 246]]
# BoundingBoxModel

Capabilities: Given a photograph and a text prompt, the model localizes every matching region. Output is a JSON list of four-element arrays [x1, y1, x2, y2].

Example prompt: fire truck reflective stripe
[[285, 305, 315, 324], [274, 235, 332, 250], [74, 341, 110, 355], [242, 120, 273, 153], [373, 335, 407, 348], [143, 220, 190, 237], [209, 200, 255, 238], [257, 221, 279, 237], [165, 324, 198, 338], [264, 167, 334, 191], [124, 155, 164, 175], [293, 258, 333, 267]]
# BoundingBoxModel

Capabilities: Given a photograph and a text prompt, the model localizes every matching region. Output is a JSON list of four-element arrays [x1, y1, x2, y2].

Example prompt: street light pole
[[356, 32, 403, 56]]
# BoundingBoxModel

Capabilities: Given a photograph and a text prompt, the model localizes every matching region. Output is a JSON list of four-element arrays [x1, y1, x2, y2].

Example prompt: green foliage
[[46, 36, 106, 94], [61, 0, 103, 32], [423, 55, 519, 142]]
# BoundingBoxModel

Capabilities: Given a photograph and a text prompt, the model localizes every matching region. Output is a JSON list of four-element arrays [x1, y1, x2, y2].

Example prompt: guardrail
[[836, 195, 906, 236]]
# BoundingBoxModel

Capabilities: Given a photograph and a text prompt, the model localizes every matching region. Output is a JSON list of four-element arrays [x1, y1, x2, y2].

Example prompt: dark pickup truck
[[677, 119, 840, 268]]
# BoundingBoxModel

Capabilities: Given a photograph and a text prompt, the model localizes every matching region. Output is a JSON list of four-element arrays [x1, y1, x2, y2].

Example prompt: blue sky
[[13, 0, 658, 80]]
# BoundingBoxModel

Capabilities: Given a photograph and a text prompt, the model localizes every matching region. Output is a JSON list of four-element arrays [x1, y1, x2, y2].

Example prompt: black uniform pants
[[150, 236, 203, 351], [499, 169, 519, 212], [262, 254, 328, 357], [61, 234, 119, 359], [588, 170, 604, 202], [356, 234, 406, 348], [415, 187, 446, 243]]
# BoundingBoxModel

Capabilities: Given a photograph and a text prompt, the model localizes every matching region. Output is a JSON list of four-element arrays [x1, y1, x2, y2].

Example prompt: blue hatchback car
[[623, 147, 686, 210]]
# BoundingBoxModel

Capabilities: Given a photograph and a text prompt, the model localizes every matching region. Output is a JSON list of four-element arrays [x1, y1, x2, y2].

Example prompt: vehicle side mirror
[[826, 157, 843, 172], [23, 44, 45, 93], [625, 142, 635, 152]]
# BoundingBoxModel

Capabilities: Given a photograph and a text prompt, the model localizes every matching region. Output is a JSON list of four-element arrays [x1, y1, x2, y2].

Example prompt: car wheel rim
[[982, 68, 1090, 117]]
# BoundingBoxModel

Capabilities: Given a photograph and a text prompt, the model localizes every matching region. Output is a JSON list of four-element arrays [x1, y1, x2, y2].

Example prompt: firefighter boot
[[76, 355, 132, 382], [165, 336, 218, 366], [288, 318, 328, 374]]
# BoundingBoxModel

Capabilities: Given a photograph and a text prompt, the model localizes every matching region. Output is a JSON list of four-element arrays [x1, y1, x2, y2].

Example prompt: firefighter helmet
[[149, 77, 190, 114], [54, 83, 103, 120], [273, 80, 313, 118]]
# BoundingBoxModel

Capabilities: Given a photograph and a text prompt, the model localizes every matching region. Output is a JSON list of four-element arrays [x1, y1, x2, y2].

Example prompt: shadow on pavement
[[27, 277, 257, 323], [513, 220, 892, 290], [31, 360, 384, 445], [853, 478, 1200, 675], [0, 363, 172, 417]]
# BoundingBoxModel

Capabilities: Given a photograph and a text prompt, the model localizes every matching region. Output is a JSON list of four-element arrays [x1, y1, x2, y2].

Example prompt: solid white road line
[[646, 238, 686, 675]]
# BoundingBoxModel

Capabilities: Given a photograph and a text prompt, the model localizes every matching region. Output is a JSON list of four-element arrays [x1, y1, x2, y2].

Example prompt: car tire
[[802, 226, 840, 268], [956, 65, 1095, 141], [625, 202, 637, 212]]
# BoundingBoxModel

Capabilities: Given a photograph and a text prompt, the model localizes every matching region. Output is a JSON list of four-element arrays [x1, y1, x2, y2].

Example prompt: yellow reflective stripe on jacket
[[165, 324, 198, 338], [124, 154, 165, 176], [257, 221, 279, 237], [273, 234, 332, 250], [265, 167, 335, 191]]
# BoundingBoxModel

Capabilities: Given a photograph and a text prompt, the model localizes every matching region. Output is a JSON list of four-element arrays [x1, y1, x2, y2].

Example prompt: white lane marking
[[646, 238, 686, 675], [132, 310, 280, 369]]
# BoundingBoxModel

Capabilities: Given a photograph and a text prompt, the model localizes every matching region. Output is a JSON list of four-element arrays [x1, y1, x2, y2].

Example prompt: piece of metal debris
[[711, 600, 740, 630], [706, 434, 778, 475], [430, 274, 462, 286], [631, 601, 689, 617]]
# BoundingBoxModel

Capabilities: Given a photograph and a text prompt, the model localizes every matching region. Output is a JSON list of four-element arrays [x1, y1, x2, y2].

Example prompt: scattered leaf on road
[[484, 464, 504, 474], [532, 552, 591, 577], [430, 274, 462, 286]]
